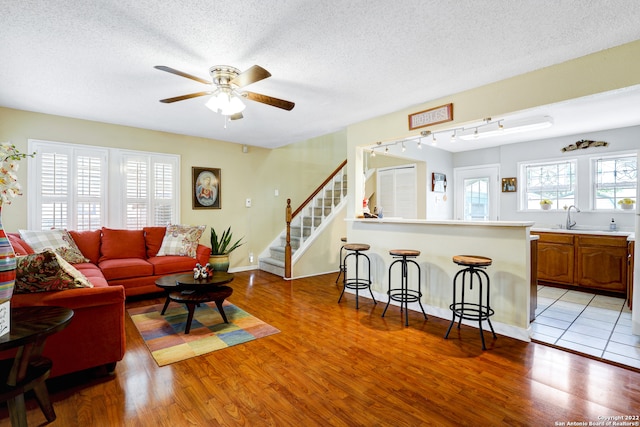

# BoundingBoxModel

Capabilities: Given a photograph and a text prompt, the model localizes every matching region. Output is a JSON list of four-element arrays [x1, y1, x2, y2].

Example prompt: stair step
[[269, 246, 286, 262], [290, 226, 312, 238], [259, 258, 285, 276], [280, 236, 300, 249], [310, 206, 333, 216], [302, 217, 322, 227]]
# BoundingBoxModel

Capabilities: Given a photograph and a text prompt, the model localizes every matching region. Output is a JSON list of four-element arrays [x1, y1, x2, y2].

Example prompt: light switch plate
[[245, 198, 251, 208]]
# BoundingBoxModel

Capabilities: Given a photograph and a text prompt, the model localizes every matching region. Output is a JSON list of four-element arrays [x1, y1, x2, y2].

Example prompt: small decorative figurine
[[193, 263, 213, 280]]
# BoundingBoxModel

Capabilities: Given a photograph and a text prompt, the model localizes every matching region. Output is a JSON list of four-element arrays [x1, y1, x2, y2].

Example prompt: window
[[593, 155, 637, 210], [521, 160, 576, 210], [464, 178, 489, 220], [28, 140, 179, 230]]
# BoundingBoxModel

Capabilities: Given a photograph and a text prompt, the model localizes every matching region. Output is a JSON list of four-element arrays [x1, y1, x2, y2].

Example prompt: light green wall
[[0, 107, 346, 270], [346, 39, 640, 219]]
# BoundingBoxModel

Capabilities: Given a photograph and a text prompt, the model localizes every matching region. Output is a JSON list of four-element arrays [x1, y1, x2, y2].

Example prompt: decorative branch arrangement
[[561, 139, 608, 152]]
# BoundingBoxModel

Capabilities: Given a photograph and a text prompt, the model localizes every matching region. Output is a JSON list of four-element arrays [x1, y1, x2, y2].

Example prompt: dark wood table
[[155, 272, 235, 334], [0, 306, 74, 427]]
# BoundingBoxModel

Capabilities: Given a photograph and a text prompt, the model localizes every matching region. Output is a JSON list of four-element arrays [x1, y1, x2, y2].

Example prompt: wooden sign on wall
[[408, 103, 453, 130]]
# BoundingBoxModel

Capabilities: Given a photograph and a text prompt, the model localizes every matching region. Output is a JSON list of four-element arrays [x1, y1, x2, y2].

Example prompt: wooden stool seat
[[453, 255, 492, 267], [389, 249, 420, 257], [343, 243, 370, 252]]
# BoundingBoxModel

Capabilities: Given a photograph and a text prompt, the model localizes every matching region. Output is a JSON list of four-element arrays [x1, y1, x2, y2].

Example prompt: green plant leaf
[[210, 226, 244, 255]]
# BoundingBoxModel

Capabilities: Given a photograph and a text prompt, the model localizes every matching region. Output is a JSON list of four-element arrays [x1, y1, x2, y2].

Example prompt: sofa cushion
[[148, 255, 200, 275], [69, 229, 102, 265], [8, 233, 34, 256], [100, 228, 146, 262], [143, 226, 167, 258], [157, 224, 205, 258], [98, 258, 153, 281], [73, 262, 109, 287], [18, 229, 89, 264], [15, 249, 93, 293]]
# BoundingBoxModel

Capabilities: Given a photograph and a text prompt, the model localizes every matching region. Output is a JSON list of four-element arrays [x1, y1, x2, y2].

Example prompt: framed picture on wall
[[432, 172, 447, 193], [502, 177, 517, 192], [192, 167, 221, 209]]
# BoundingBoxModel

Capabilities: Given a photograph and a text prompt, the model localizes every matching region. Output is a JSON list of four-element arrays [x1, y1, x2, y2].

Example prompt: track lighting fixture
[[366, 115, 552, 155]]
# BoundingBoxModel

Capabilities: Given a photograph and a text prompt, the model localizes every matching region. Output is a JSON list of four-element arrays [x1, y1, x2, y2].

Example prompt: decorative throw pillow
[[18, 229, 89, 264], [68, 229, 102, 265], [143, 226, 167, 258], [156, 224, 205, 258], [15, 249, 93, 294], [99, 228, 146, 261]]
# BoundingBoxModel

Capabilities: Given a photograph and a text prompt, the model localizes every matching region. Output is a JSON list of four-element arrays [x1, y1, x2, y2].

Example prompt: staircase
[[259, 162, 347, 278]]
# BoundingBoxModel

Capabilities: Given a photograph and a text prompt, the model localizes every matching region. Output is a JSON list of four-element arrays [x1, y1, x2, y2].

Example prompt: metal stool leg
[[339, 249, 374, 309], [382, 255, 425, 326]]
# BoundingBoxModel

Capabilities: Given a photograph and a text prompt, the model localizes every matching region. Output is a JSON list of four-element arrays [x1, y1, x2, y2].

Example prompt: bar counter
[[346, 218, 536, 341]]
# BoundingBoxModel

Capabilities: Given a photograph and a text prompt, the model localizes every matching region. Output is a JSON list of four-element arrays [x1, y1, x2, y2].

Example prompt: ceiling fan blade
[[244, 91, 295, 111], [154, 65, 211, 85], [230, 65, 271, 88], [159, 91, 212, 103], [230, 112, 243, 120]]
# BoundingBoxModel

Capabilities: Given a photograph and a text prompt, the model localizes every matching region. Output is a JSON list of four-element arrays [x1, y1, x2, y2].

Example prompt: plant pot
[[209, 254, 230, 272], [620, 203, 634, 210], [541, 204, 551, 210]]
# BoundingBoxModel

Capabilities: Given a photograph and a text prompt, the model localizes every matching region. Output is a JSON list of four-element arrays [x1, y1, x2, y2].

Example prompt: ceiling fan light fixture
[[205, 90, 246, 116]]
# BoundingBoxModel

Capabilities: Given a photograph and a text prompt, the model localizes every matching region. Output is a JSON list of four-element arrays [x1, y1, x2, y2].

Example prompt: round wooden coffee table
[[155, 272, 235, 334]]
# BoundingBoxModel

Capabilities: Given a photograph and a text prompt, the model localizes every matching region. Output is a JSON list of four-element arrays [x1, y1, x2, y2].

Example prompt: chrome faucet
[[566, 205, 581, 229]]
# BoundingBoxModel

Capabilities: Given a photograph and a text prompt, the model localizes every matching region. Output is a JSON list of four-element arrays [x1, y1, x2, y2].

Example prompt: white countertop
[[351, 217, 535, 227], [532, 227, 635, 241]]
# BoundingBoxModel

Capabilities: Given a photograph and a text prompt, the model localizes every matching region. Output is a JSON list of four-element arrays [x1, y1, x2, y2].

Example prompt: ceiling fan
[[154, 64, 295, 120]]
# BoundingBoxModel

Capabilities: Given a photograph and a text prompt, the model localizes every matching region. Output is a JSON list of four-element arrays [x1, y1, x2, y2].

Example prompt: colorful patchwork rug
[[128, 301, 280, 366]]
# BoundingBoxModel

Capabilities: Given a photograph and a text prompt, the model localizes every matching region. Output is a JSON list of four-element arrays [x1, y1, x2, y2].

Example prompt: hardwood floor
[[2, 270, 639, 426]]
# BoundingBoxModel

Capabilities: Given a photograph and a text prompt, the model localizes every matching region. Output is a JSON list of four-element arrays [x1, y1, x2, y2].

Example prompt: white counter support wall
[[346, 219, 535, 342]]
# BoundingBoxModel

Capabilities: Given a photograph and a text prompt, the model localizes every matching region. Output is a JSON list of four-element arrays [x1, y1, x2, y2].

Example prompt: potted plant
[[540, 199, 553, 210], [209, 226, 244, 272], [618, 198, 635, 210]]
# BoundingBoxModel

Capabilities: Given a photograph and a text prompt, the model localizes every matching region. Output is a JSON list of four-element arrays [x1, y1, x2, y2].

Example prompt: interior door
[[377, 165, 417, 218], [454, 165, 500, 220]]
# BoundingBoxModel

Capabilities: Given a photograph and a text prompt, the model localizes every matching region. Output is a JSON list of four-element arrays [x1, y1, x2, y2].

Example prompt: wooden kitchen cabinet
[[575, 235, 627, 293], [535, 232, 575, 285], [533, 232, 630, 296]]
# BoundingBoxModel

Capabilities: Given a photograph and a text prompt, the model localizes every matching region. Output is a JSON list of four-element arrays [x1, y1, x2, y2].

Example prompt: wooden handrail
[[291, 160, 347, 218], [285, 160, 347, 278]]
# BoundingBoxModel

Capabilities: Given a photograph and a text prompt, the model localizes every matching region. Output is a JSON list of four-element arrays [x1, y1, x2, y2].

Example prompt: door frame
[[453, 164, 501, 221]]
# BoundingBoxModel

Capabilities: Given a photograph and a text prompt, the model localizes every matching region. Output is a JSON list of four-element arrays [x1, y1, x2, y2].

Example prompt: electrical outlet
[[245, 198, 251, 208]]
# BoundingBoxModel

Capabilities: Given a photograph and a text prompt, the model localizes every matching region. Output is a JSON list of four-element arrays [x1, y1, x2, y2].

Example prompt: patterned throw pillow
[[15, 249, 93, 293], [18, 229, 89, 264], [156, 225, 205, 258]]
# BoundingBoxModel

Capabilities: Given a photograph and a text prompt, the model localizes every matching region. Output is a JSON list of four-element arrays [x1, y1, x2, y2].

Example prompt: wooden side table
[[0, 306, 74, 427]]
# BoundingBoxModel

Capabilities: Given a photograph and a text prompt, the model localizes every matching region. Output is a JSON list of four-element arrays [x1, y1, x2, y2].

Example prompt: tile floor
[[531, 285, 640, 370]]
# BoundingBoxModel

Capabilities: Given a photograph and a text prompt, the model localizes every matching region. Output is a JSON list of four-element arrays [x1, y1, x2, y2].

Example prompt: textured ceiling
[[1, 1, 640, 149]]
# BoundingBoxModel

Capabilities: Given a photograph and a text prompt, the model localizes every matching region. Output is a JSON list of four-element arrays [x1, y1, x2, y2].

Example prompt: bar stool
[[382, 249, 427, 326], [335, 237, 347, 284], [338, 243, 376, 309], [444, 255, 496, 350]]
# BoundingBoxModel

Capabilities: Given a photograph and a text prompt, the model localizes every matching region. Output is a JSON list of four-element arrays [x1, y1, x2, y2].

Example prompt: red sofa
[[5, 227, 210, 378]]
